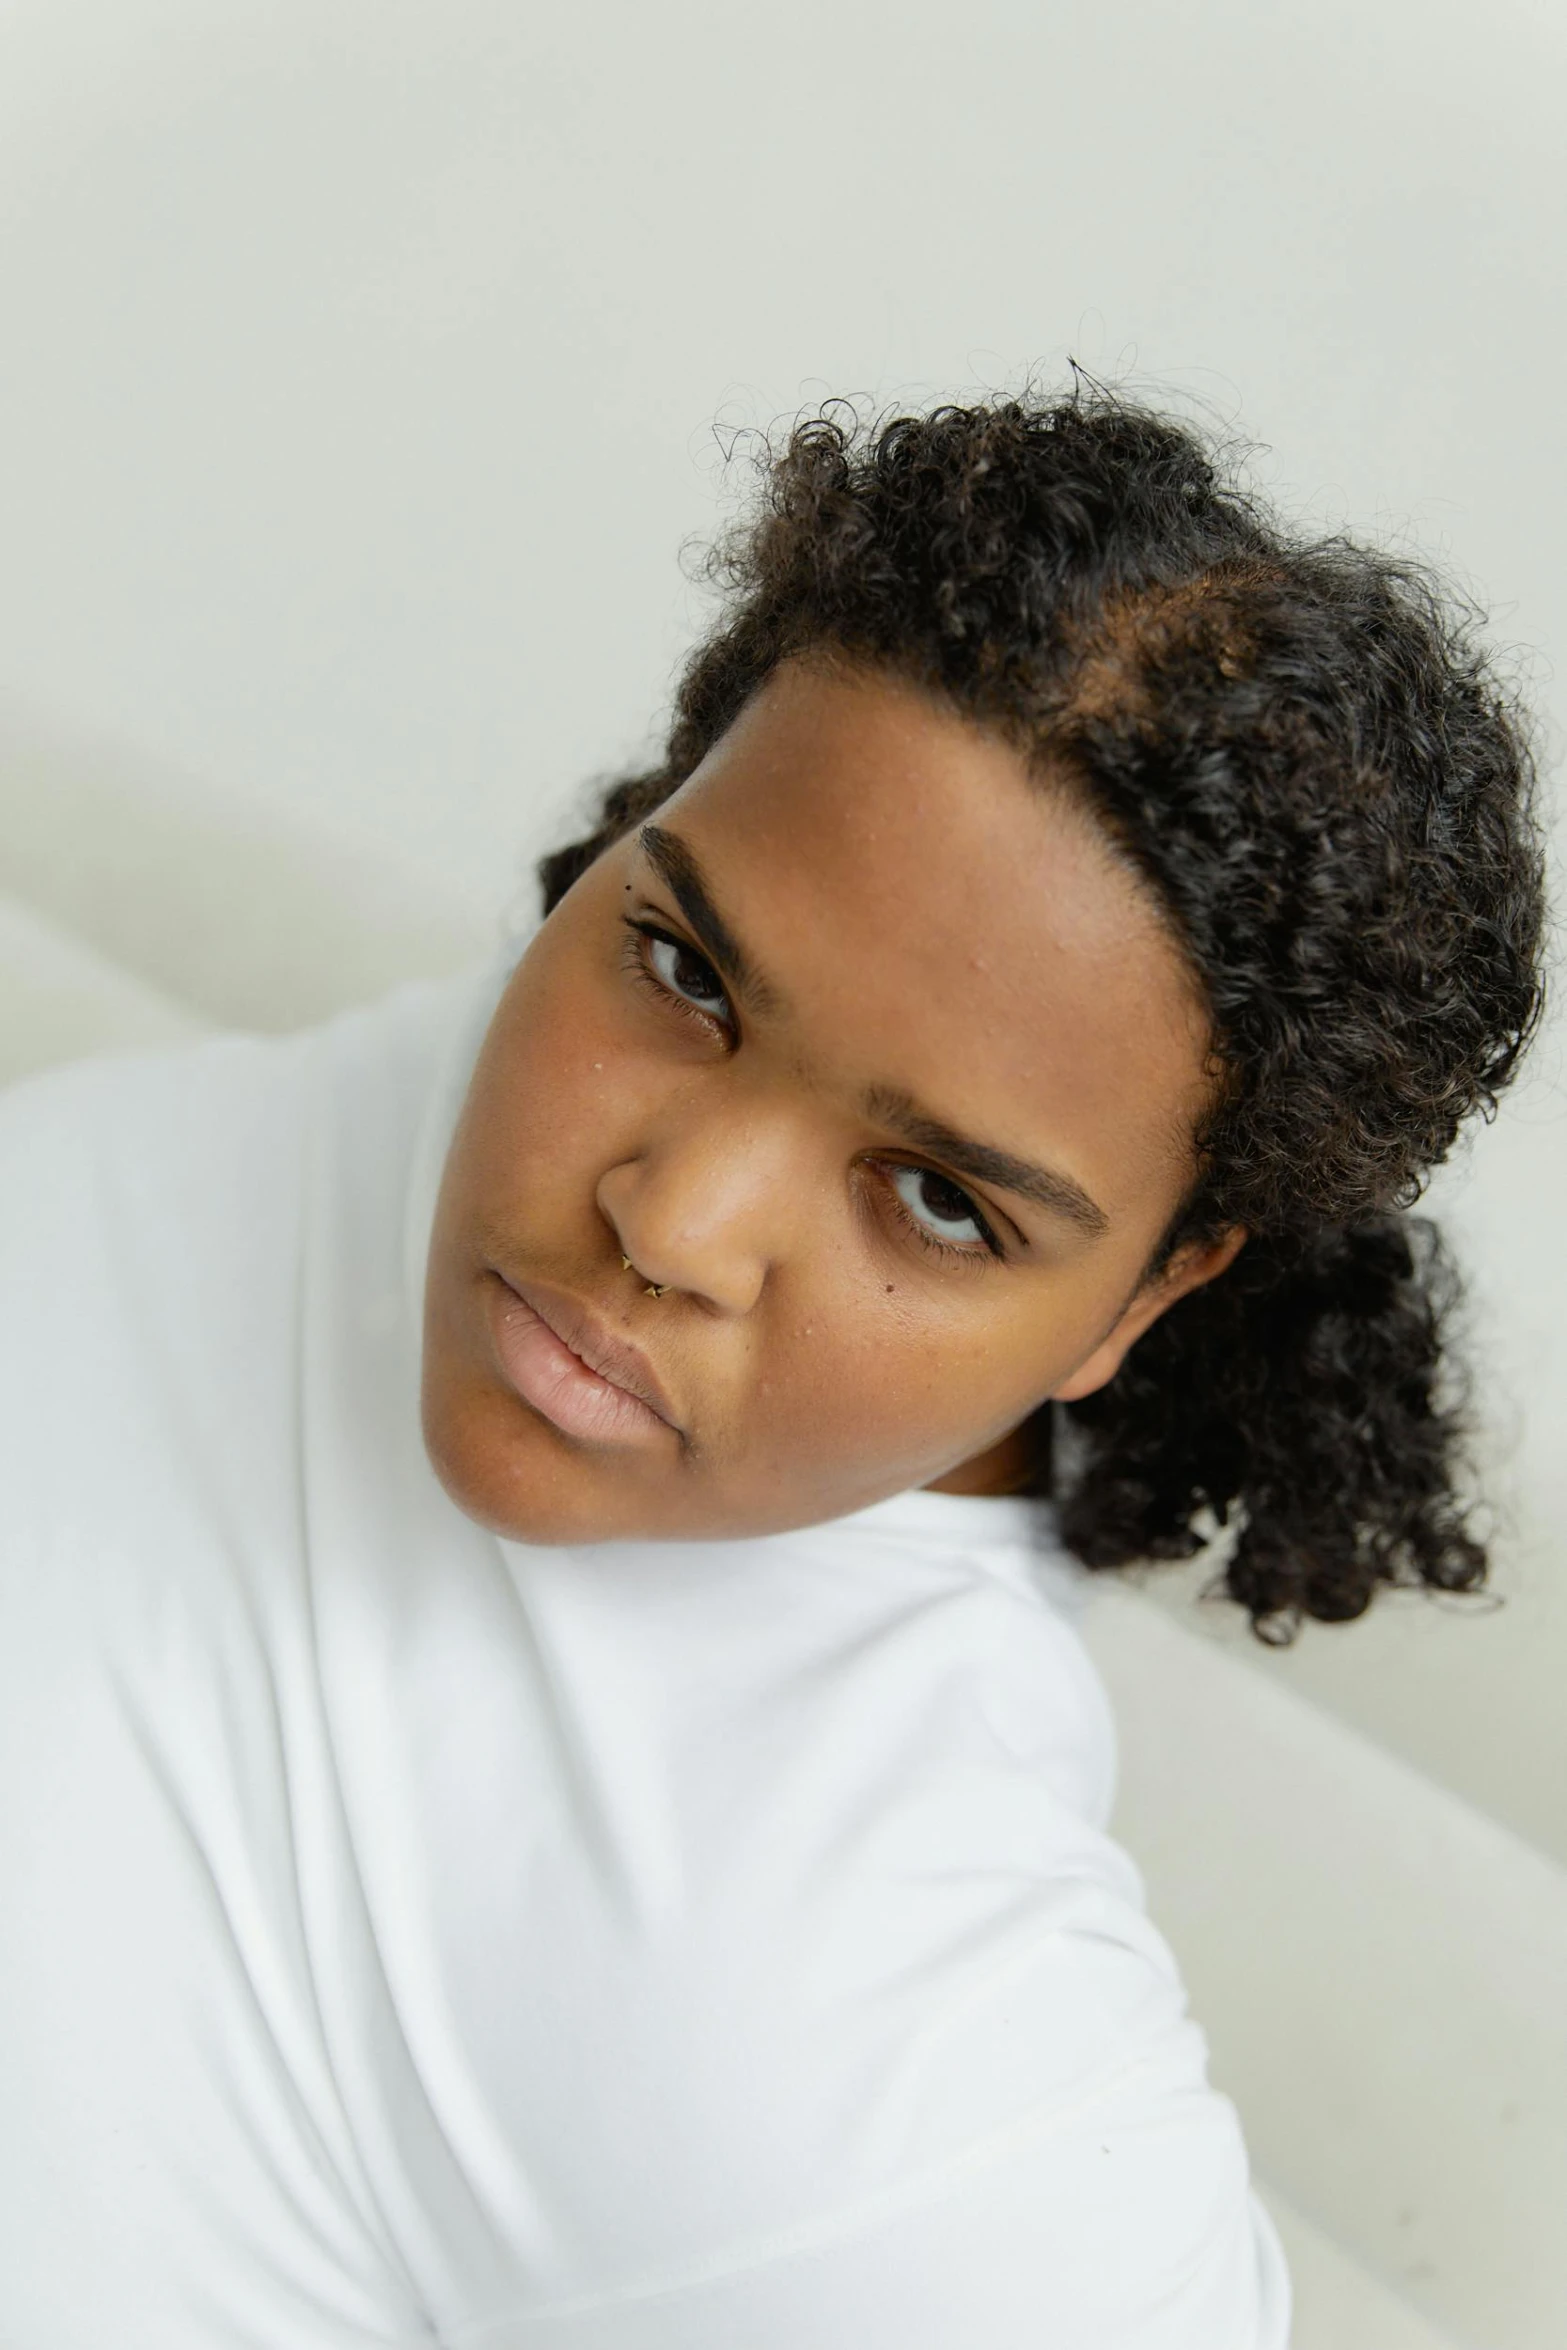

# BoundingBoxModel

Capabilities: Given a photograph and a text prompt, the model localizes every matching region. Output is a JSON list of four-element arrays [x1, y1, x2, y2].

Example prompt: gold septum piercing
[[621, 1254, 667, 1298]]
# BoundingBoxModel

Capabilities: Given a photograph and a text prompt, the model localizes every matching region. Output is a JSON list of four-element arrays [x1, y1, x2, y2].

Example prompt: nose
[[595, 1092, 808, 1316]]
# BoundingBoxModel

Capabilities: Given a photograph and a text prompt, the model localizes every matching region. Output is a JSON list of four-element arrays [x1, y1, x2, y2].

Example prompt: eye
[[886, 1163, 998, 1257], [625, 919, 735, 1032]]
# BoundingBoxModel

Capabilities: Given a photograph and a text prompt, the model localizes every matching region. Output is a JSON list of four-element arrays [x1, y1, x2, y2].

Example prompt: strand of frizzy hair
[[1051, 1212, 1485, 1641], [538, 767, 675, 920]]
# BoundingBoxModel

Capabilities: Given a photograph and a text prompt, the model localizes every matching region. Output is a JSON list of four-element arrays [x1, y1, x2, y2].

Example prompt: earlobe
[[1049, 1304, 1161, 1405], [1050, 1224, 1247, 1406]]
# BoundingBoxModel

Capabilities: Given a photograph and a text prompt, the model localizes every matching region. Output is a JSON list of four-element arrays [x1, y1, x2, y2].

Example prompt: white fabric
[[0, 961, 1291, 2348]]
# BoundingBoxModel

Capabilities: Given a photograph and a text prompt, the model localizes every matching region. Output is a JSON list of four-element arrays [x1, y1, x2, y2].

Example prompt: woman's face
[[422, 658, 1243, 1545]]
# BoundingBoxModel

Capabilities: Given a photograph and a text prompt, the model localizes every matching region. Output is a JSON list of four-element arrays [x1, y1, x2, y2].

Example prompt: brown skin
[[422, 658, 1245, 1545]]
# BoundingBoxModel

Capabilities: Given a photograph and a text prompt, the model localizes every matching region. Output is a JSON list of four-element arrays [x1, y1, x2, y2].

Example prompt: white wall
[[0, 0, 1563, 1861], [0, 0, 1562, 905]]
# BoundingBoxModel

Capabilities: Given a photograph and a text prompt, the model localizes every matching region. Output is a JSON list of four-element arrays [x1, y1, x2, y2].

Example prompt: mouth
[[486, 1271, 681, 1448]]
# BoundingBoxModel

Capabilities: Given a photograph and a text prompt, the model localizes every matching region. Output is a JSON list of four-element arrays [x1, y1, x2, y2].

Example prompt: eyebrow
[[861, 1086, 1110, 1237], [638, 823, 784, 1017], [635, 821, 1111, 1239]]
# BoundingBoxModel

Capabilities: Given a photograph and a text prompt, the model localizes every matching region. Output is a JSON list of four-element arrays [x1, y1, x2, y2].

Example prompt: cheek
[[743, 1295, 1055, 1475], [470, 952, 645, 1203]]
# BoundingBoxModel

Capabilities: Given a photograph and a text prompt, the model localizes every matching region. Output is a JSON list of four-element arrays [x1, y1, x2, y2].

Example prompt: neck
[[925, 1416, 1043, 1498]]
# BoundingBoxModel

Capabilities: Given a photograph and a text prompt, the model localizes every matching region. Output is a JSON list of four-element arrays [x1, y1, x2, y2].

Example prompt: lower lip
[[488, 1280, 672, 1447]]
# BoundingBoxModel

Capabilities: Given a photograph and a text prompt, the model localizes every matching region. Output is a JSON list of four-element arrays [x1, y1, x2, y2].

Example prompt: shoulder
[[0, 959, 506, 1269], [0, 961, 507, 1525], [0, 1020, 313, 1252]]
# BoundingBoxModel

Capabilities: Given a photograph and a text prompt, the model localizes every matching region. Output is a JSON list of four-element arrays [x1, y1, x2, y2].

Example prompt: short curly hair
[[539, 385, 1548, 1642]]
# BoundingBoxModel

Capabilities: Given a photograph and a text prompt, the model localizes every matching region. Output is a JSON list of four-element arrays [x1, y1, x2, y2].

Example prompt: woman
[[0, 387, 1546, 2346]]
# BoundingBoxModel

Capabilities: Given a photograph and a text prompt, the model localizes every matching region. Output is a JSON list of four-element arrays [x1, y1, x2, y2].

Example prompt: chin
[[420, 1362, 915, 1550], [420, 1376, 604, 1545]]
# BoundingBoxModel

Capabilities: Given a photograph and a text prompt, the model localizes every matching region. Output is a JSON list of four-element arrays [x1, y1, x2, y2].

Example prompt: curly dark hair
[[538, 385, 1548, 1642]]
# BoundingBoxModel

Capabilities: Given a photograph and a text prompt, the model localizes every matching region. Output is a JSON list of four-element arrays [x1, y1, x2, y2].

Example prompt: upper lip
[[496, 1272, 682, 1429]]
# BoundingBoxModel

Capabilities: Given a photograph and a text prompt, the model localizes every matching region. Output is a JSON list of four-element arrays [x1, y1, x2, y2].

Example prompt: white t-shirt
[[0, 960, 1291, 2349]]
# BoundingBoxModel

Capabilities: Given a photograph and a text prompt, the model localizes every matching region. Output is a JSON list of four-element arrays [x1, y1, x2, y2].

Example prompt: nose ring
[[621, 1254, 667, 1299]]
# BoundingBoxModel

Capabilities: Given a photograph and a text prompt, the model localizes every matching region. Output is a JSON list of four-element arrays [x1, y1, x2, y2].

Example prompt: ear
[[1050, 1225, 1247, 1405]]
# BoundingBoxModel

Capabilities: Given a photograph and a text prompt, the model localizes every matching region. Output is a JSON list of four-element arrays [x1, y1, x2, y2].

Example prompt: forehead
[[655, 659, 1214, 1220]]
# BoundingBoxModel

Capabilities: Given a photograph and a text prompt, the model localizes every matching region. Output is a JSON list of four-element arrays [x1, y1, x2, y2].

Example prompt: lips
[[486, 1271, 680, 1447]]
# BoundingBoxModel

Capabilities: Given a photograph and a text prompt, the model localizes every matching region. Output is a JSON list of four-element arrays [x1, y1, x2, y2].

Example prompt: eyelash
[[619, 914, 1004, 1265], [878, 1165, 1001, 1264], [620, 916, 733, 1035]]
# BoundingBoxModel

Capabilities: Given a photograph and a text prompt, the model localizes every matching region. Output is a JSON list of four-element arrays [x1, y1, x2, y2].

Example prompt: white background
[[0, 0, 1562, 905], [0, 0, 1562, 1859]]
